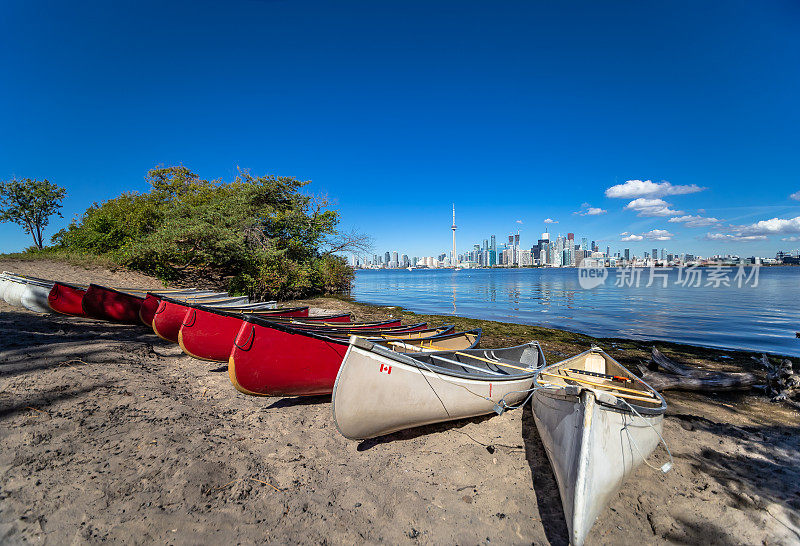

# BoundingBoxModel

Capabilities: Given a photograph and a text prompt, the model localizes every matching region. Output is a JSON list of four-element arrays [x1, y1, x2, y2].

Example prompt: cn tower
[[451, 203, 457, 266]]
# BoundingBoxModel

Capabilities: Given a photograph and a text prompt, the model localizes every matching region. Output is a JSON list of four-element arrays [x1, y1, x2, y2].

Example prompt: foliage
[[0, 178, 67, 249], [52, 166, 362, 299]]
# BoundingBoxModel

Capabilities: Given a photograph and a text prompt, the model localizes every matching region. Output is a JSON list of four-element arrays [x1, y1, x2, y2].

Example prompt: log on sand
[[636, 348, 759, 392]]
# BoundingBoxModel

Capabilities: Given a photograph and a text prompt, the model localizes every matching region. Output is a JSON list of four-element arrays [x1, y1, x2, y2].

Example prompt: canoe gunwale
[[356, 338, 543, 382], [241, 315, 429, 341], [533, 348, 667, 415]]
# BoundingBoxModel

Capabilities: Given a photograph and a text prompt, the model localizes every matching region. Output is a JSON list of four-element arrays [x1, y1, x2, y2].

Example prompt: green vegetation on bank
[[6, 166, 365, 300]]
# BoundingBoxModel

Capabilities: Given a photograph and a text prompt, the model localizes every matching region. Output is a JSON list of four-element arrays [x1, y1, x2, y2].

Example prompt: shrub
[[52, 166, 360, 299]]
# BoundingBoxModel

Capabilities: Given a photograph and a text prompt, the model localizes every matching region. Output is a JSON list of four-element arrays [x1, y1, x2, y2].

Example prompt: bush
[[52, 166, 356, 299]]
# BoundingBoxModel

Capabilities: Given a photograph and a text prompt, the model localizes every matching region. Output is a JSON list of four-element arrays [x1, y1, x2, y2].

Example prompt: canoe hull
[[177, 308, 354, 362], [332, 341, 540, 440], [151, 297, 249, 342], [532, 347, 667, 546], [82, 284, 145, 323], [48, 283, 89, 317], [21, 283, 54, 313], [139, 291, 227, 327], [228, 320, 438, 397], [3, 279, 26, 306]]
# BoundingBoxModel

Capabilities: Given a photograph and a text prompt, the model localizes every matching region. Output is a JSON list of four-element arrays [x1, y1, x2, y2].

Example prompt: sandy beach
[[1, 259, 799, 545]]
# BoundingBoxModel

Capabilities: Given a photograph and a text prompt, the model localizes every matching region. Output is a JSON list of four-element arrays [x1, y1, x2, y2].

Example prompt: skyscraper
[[451, 204, 457, 267], [624, 248, 630, 262], [384, 251, 390, 265], [652, 248, 658, 261]]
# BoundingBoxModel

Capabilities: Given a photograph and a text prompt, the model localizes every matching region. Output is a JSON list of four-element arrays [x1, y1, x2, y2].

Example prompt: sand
[[1, 259, 799, 545]]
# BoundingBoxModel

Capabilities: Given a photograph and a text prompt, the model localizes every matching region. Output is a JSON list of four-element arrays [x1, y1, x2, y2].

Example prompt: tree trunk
[[640, 348, 759, 392]]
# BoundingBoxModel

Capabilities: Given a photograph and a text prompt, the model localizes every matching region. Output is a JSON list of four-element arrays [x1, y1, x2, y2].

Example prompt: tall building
[[624, 248, 630, 262], [652, 248, 658, 261], [384, 251, 390, 265], [391, 251, 399, 268], [581, 237, 588, 251], [451, 204, 457, 266], [661, 249, 666, 261]]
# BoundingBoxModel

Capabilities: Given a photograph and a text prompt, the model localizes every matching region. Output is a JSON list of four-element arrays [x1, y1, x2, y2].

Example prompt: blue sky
[[1, 1, 799, 258]]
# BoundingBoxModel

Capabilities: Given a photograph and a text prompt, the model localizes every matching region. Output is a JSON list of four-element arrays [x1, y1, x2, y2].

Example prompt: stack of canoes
[[1, 270, 669, 544]]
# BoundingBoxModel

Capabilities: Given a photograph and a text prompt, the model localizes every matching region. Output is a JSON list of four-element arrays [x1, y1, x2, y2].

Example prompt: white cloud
[[544, 218, 558, 224], [605, 179, 705, 199], [668, 215, 720, 228], [624, 198, 682, 217], [790, 191, 800, 201], [574, 203, 607, 216], [782, 236, 800, 242], [620, 229, 674, 242], [704, 233, 768, 242], [644, 229, 674, 241], [620, 232, 643, 241], [516, 219, 523, 224], [740, 216, 800, 235]]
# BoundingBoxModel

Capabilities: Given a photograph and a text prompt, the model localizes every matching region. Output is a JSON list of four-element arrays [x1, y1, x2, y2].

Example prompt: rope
[[619, 397, 673, 474]]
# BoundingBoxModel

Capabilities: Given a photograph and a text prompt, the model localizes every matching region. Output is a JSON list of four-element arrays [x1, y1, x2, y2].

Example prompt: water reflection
[[353, 267, 800, 357]]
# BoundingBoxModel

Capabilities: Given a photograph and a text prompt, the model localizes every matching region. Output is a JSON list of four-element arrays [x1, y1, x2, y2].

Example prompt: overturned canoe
[[20, 280, 55, 313], [178, 305, 353, 362], [151, 297, 301, 343], [532, 348, 667, 546], [82, 284, 148, 323], [228, 317, 474, 397], [139, 291, 230, 327], [2, 275, 37, 307], [83, 284, 224, 324], [1, 275, 54, 311], [333, 338, 544, 440], [48, 282, 89, 317]]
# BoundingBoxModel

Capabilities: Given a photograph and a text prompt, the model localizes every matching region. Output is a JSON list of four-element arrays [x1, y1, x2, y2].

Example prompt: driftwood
[[759, 354, 800, 410], [637, 348, 758, 392]]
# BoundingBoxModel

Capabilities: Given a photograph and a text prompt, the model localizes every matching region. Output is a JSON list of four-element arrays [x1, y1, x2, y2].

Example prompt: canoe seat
[[584, 352, 606, 374]]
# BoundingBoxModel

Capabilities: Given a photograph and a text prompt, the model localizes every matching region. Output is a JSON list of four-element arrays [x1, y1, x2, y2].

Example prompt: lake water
[[352, 266, 800, 357]]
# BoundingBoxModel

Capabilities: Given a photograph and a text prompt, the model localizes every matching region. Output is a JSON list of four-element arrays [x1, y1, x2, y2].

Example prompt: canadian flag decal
[[379, 363, 392, 374]]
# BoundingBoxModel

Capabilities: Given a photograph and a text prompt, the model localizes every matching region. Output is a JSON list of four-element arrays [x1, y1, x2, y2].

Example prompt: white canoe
[[1, 275, 54, 310], [532, 348, 667, 546], [3, 277, 33, 306], [332, 336, 546, 440], [21, 281, 55, 313]]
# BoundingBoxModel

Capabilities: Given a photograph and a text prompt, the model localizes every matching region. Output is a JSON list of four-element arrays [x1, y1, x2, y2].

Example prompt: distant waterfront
[[352, 267, 800, 357]]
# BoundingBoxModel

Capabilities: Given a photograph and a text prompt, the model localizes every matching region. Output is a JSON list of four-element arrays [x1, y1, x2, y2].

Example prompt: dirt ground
[[1, 259, 799, 545]]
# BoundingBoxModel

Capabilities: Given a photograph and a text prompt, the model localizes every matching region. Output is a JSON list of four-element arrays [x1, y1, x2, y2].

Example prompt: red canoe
[[228, 317, 446, 397], [138, 291, 231, 327], [152, 297, 310, 343], [48, 282, 89, 317], [178, 306, 353, 362], [82, 284, 146, 323]]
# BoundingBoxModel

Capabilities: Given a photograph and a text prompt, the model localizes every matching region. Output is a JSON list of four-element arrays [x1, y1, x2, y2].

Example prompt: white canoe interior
[[532, 348, 666, 546], [332, 337, 545, 440]]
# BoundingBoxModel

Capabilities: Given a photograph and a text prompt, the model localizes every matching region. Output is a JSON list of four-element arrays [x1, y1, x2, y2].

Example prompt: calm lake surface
[[352, 267, 800, 357]]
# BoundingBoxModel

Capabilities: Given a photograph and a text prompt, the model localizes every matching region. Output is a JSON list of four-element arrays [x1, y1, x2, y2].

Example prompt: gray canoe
[[333, 337, 545, 440], [532, 347, 667, 546]]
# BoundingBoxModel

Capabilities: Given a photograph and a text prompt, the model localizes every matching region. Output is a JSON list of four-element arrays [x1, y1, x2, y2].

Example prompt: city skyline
[[357, 201, 800, 267]]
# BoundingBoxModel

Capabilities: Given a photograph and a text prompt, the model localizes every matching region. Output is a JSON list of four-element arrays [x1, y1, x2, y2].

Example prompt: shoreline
[[296, 294, 796, 367]]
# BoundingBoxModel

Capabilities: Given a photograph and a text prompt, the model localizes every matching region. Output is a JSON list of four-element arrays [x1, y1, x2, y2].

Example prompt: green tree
[[52, 165, 369, 299], [0, 178, 67, 249]]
